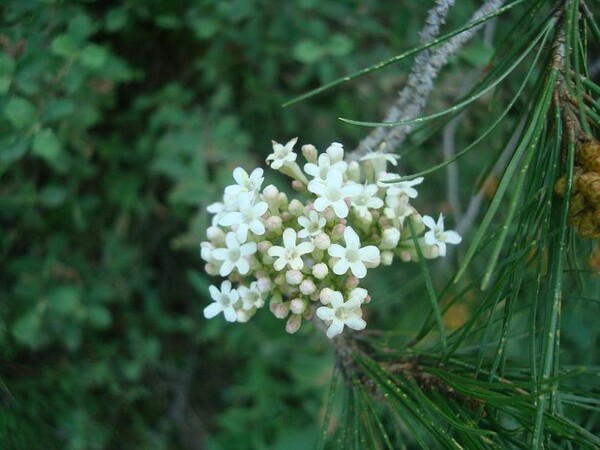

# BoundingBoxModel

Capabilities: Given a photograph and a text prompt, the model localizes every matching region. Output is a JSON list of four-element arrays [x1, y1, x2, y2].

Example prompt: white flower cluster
[[201, 138, 461, 338]]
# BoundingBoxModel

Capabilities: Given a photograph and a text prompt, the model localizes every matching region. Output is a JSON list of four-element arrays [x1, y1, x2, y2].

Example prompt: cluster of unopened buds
[[201, 138, 462, 338]]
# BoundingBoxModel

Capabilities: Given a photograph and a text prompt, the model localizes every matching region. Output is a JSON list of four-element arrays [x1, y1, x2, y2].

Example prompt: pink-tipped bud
[[286, 269, 303, 285], [310, 291, 320, 302], [319, 287, 334, 305], [256, 277, 271, 293], [286, 314, 302, 334], [302, 144, 318, 163], [290, 298, 306, 314], [291, 180, 306, 192], [400, 250, 413, 262], [313, 232, 331, 250], [299, 279, 316, 296], [331, 223, 346, 241], [312, 262, 329, 280], [288, 199, 304, 216], [262, 184, 279, 201], [265, 215, 282, 233], [258, 241, 272, 254], [345, 276, 359, 289], [273, 301, 290, 319], [321, 208, 335, 220]]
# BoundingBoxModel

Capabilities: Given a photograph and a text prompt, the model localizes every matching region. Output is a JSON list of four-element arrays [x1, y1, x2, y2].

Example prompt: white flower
[[204, 280, 240, 322], [351, 183, 384, 219], [316, 289, 367, 338], [238, 282, 265, 311], [361, 149, 400, 174], [422, 214, 462, 257], [212, 231, 257, 276], [207, 202, 225, 226], [225, 167, 264, 196], [297, 210, 326, 238], [377, 173, 424, 199], [308, 170, 362, 219], [328, 226, 380, 278], [268, 228, 314, 271], [384, 192, 413, 223], [267, 137, 298, 169], [219, 192, 268, 242], [304, 153, 347, 181]]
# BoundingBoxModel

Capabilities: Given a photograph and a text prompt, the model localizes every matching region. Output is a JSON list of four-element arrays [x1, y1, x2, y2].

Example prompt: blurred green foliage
[[0, 0, 433, 448]]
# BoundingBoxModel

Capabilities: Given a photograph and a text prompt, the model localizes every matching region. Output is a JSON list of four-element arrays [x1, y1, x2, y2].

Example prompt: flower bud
[[299, 279, 316, 295], [205, 263, 220, 276], [347, 161, 361, 182], [256, 277, 271, 293], [326, 142, 344, 163], [236, 309, 252, 323], [285, 314, 302, 334], [380, 227, 401, 249], [400, 250, 413, 262], [319, 287, 334, 305], [206, 226, 225, 243], [331, 223, 346, 241], [274, 273, 286, 286], [381, 250, 394, 266], [263, 184, 279, 201], [277, 192, 289, 209], [313, 232, 331, 250], [200, 242, 215, 262], [345, 276, 359, 290], [292, 180, 306, 192], [290, 297, 306, 314], [258, 240, 272, 254], [312, 262, 329, 279], [364, 252, 381, 269], [288, 199, 304, 216], [271, 300, 290, 319], [265, 215, 283, 233], [286, 269, 303, 285], [302, 144, 318, 164]]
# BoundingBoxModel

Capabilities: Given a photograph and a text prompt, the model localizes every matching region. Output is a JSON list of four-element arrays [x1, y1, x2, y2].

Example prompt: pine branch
[[351, 0, 508, 160]]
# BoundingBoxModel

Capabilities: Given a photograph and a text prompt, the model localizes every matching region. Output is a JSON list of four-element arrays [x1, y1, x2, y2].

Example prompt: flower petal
[[358, 245, 380, 262], [326, 320, 344, 338], [296, 241, 315, 256], [316, 306, 334, 321], [314, 197, 329, 212], [422, 215, 436, 230], [282, 228, 296, 249], [345, 316, 366, 331], [236, 258, 250, 274], [332, 200, 348, 218], [223, 306, 238, 322], [273, 258, 286, 271], [350, 261, 367, 279], [344, 227, 360, 248], [333, 259, 349, 275], [444, 230, 462, 244], [204, 302, 222, 319], [327, 244, 345, 258]]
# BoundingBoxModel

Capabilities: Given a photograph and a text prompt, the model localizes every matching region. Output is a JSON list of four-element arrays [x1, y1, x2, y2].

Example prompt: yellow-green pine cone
[[578, 211, 600, 239], [578, 172, 600, 207], [577, 140, 600, 166], [568, 192, 587, 218]]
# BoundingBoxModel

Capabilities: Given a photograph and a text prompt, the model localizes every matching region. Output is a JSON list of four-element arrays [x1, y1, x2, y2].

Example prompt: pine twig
[[351, 0, 507, 160]]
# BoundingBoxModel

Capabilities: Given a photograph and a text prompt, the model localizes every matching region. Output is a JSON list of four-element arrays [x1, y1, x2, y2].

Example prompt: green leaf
[[328, 34, 354, 57], [4, 96, 37, 129], [80, 44, 108, 69], [47, 286, 80, 315], [12, 310, 42, 349], [38, 184, 68, 207], [0, 53, 15, 94], [293, 40, 325, 64], [105, 7, 128, 32], [51, 34, 79, 57], [0, 136, 30, 164], [87, 305, 112, 329], [32, 128, 62, 163]]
